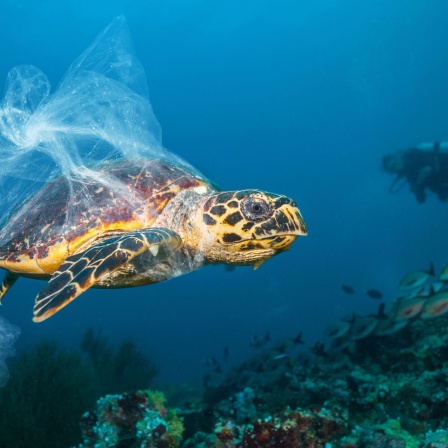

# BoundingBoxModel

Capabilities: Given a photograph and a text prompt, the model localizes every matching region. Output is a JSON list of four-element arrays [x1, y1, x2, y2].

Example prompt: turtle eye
[[241, 197, 271, 221]]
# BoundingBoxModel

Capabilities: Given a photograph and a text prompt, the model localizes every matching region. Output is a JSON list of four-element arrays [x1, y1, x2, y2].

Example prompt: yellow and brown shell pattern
[[0, 159, 206, 274], [0, 159, 208, 320]]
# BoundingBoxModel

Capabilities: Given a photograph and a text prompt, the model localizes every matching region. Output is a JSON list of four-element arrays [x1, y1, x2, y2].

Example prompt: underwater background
[[0, 0, 448, 431], [1, 0, 448, 384]]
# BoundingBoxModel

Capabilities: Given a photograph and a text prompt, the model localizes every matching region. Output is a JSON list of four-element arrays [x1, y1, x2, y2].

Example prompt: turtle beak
[[254, 202, 307, 241], [286, 204, 307, 236], [251, 203, 307, 258]]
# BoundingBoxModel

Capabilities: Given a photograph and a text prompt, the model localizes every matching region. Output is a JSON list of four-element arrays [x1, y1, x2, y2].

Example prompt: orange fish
[[325, 320, 351, 339], [394, 297, 426, 320], [399, 262, 435, 291], [420, 291, 448, 319], [440, 264, 448, 282], [350, 316, 378, 340], [374, 317, 408, 336], [404, 282, 443, 299]]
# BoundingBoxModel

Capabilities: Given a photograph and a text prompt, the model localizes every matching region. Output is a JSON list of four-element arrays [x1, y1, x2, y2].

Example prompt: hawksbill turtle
[[0, 158, 306, 322]]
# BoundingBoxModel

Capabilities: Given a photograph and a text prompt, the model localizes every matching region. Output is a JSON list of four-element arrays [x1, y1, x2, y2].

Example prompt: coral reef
[[176, 310, 448, 447], [182, 406, 347, 448], [78, 389, 183, 448], [341, 419, 421, 448], [6, 264, 448, 447]]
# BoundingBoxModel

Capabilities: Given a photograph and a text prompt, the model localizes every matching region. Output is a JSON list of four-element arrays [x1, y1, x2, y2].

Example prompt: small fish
[[399, 262, 435, 291], [330, 332, 352, 351], [366, 289, 383, 299], [341, 284, 355, 294], [273, 340, 290, 354], [291, 332, 304, 345], [394, 297, 426, 320], [350, 315, 378, 340], [374, 317, 409, 336], [405, 283, 437, 299], [419, 291, 448, 319], [439, 264, 448, 282], [325, 320, 351, 339], [250, 331, 270, 349], [269, 340, 290, 360]]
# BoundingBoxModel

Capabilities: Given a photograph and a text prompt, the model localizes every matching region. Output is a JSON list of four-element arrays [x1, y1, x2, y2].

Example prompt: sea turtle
[[0, 158, 306, 322]]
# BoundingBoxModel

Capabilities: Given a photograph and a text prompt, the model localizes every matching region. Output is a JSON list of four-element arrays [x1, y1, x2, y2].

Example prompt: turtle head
[[200, 189, 307, 267]]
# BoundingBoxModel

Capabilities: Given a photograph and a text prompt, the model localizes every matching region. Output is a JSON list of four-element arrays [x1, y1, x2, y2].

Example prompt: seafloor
[[74, 301, 448, 448], [2, 282, 448, 447]]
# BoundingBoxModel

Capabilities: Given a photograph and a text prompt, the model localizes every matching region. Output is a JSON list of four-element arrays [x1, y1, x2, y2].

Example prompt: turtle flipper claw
[[33, 228, 181, 322]]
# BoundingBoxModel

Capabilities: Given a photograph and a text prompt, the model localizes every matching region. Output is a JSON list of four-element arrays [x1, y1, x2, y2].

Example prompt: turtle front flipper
[[33, 228, 182, 322], [0, 271, 19, 303]]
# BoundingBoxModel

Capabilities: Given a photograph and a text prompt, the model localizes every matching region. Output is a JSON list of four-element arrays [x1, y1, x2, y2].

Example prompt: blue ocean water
[[0, 0, 447, 388]]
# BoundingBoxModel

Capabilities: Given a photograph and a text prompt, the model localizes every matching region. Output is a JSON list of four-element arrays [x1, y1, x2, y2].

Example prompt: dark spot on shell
[[276, 211, 289, 226], [222, 233, 242, 243], [236, 191, 251, 200], [224, 211, 243, 226], [203, 213, 216, 226], [210, 205, 227, 216], [36, 244, 50, 258], [255, 217, 277, 235], [274, 197, 291, 208], [203, 197, 214, 212], [242, 222, 255, 232], [217, 192, 234, 203], [178, 177, 203, 190]]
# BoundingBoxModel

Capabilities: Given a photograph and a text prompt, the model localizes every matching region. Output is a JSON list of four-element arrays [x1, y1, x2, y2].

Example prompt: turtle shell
[[0, 159, 210, 275]]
